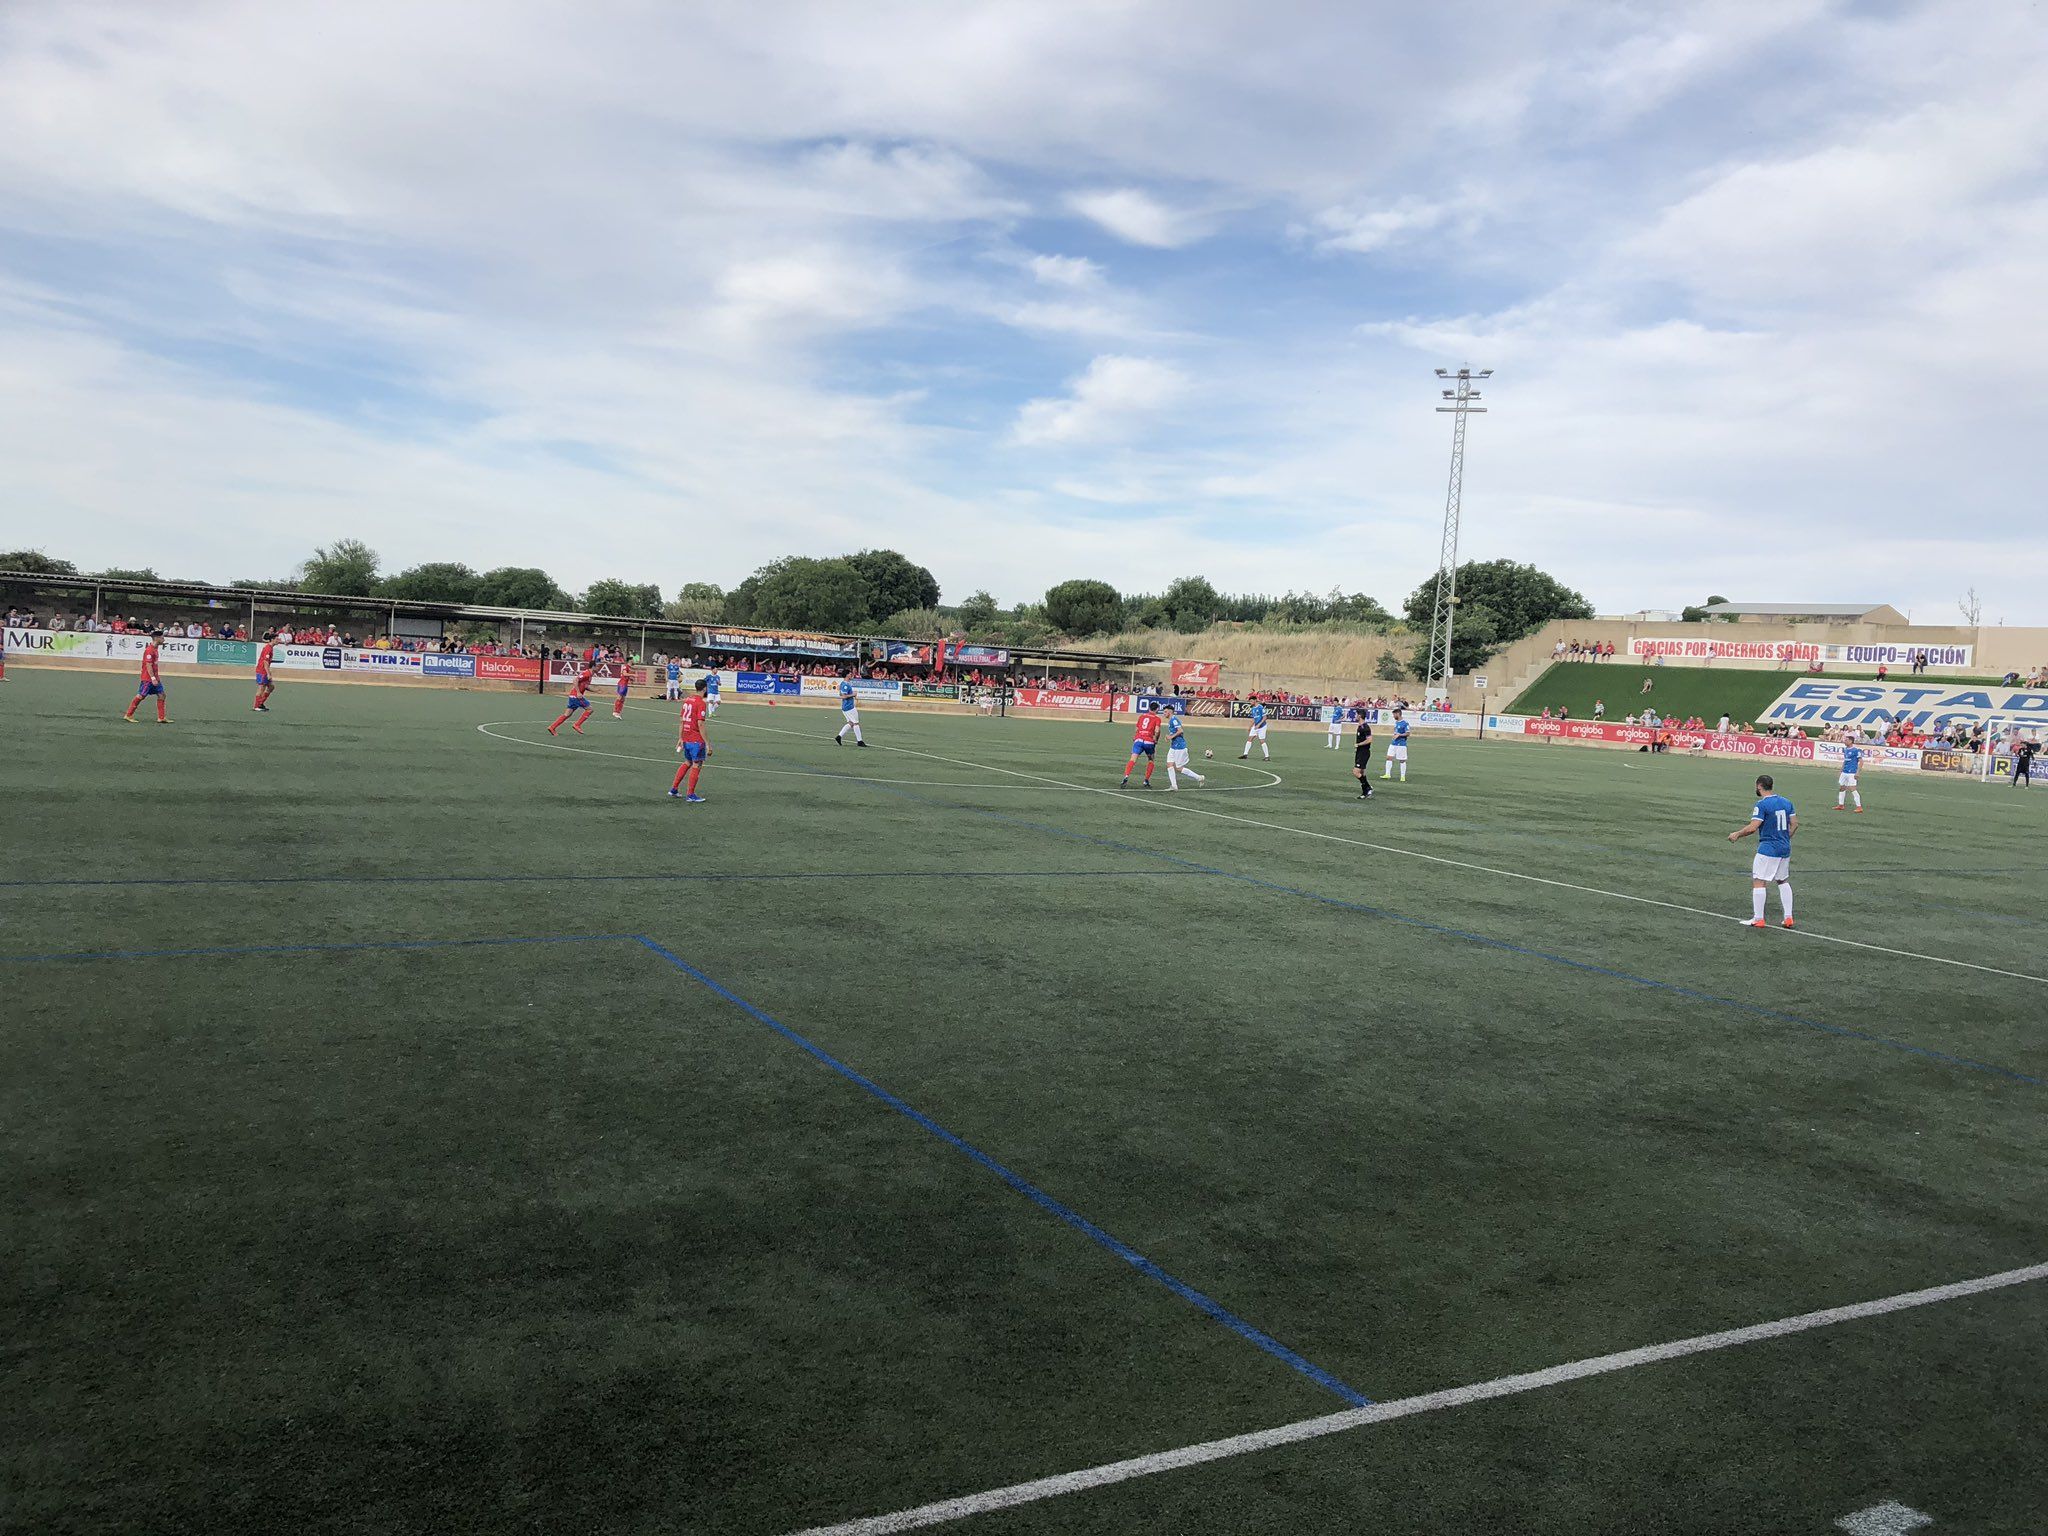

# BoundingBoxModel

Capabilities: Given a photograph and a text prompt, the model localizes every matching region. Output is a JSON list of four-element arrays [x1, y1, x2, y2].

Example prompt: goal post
[[1977, 717, 2045, 785]]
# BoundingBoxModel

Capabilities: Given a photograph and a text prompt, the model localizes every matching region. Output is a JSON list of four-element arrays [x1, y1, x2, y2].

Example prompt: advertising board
[[342, 649, 424, 673], [476, 656, 543, 682], [1629, 638, 1819, 663], [1761, 680, 2048, 734], [421, 653, 477, 677], [736, 671, 801, 695], [1014, 688, 1110, 711]]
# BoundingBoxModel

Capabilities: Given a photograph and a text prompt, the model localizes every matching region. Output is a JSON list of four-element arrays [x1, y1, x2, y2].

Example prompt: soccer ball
[[1203, 748, 1214, 759]]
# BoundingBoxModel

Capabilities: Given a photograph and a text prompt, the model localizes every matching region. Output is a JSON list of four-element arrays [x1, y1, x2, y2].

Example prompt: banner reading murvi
[[1761, 680, 2048, 733]]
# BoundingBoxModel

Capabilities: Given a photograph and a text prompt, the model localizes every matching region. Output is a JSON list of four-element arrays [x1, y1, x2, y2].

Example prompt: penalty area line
[[788, 1259, 2048, 1535]]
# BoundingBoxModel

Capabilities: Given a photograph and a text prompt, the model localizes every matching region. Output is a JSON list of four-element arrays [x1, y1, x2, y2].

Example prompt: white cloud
[[1303, 196, 1456, 254], [1066, 188, 1208, 248], [1012, 355, 1188, 445], [1027, 253, 1103, 288]]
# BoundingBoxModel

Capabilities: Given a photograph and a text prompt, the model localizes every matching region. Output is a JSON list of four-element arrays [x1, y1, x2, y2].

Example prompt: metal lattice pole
[[1423, 367, 1490, 703]]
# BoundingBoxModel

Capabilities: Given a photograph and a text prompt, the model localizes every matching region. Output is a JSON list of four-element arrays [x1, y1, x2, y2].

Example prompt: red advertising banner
[[476, 656, 543, 681], [1523, 717, 1816, 759], [1170, 659, 1222, 687], [1014, 688, 1111, 712]]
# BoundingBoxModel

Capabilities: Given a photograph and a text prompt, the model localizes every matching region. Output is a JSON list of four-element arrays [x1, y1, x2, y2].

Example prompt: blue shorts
[[617, 682, 629, 695], [680, 741, 706, 763], [137, 681, 165, 697], [1131, 740, 1155, 757], [567, 695, 590, 710], [255, 672, 272, 687]]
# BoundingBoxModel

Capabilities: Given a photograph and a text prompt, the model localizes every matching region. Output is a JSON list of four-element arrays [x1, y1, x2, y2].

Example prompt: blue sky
[[2, 0, 2045, 622]]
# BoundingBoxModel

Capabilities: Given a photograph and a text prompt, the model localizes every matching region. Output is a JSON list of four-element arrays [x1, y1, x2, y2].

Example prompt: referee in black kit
[[1352, 711, 1375, 799]]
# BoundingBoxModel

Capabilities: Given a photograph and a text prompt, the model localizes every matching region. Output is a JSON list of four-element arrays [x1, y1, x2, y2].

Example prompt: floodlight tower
[[1423, 367, 1491, 704]]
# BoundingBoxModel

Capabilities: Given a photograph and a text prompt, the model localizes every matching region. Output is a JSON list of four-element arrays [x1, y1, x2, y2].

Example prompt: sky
[[2, 0, 2045, 623]]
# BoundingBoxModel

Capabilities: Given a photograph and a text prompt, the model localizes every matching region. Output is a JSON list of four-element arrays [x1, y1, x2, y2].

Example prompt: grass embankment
[[1511, 663, 1795, 725]]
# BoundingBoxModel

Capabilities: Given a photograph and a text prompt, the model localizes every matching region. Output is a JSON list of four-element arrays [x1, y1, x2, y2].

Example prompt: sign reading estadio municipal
[[1761, 680, 2048, 732]]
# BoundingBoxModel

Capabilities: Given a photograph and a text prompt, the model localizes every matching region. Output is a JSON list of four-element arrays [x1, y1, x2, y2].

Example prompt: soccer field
[[5, 667, 2043, 1535]]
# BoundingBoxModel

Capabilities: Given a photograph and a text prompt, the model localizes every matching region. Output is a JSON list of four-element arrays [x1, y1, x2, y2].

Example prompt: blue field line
[[0, 932, 634, 965], [729, 742, 2042, 1086], [0, 869, 1211, 891], [633, 934, 1372, 1408]]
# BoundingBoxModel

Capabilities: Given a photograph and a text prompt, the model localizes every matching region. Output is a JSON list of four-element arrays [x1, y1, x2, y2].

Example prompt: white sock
[[1852, 791, 1861, 808], [854, 725, 864, 743], [1381, 765, 1390, 777], [1778, 884, 1793, 920], [837, 724, 849, 739], [1752, 886, 1767, 921], [1184, 767, 1204, 782], [1166, 765, 1179, 788], [1261, 744, 1270, 759], [1837, 791, 1845, 806], [1398, 763, 1407, 781]]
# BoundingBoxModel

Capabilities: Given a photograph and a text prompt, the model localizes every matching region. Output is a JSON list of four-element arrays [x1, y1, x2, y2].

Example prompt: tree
[[957, 589, 999, 631], [1158, 574, 1222, 632], [663, 582, 726, 623], [378, 562, 481, 604], [1330, 589, 1394, 626], [91, 566, 160, 581], [728, 556, 873, 631], [0, 550, 78, 575], [1043, 578, 1123, 636], [1403, 560, 1591, 643], [1680, 594, 1731, 623], [299, 540, 380, 596], [232, 575, 300, 592], [474, 567, 571, 610], [1374, 649, 1410, 682], [1407, 601, 1503, 681], [881, 607, 945, 636], [582, 579, 663, 618], [846, 549, 939, 623]]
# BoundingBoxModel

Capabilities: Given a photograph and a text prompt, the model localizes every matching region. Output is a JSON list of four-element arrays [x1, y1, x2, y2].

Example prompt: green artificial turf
[[3, 666, 2043, 1534], [1509, 662, 1799, 725]]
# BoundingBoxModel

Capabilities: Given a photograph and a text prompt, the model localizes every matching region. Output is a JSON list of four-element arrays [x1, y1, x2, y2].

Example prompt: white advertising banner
[[1762, 680, 2048, 733], [3, 627, 198, 662]]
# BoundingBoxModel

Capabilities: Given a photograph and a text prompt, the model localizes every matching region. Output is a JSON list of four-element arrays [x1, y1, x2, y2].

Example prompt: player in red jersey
[[1120, 707, 1162, 788], [253, 637, 278, 711], [548, 662, 596, 734], [612, 660, 631, 721], [123, 632, 170, 724], [668, 678, 711, 801]]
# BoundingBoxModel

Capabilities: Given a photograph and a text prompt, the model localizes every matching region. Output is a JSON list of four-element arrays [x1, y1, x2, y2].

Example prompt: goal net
[[1977, 717, 2046, 784]]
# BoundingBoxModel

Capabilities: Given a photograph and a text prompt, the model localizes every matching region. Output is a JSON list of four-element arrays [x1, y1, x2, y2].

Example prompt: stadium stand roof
[[1698, 601, 1907, 624], [0, 568, 1161, 667]]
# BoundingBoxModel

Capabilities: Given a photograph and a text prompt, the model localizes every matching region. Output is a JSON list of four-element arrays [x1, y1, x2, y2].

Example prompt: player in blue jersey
[[1834, 741, 1865, 812], [665, 659, 682, 701], [833, 678, 866, 746], [1238, 701, 1270, 760], [1729, 774, 1797, 929], [704, 669, 721, 714], [1163, 707, 1206, 789], [1326, 703, 1348, 749], [1381, 708, 1411, 781]]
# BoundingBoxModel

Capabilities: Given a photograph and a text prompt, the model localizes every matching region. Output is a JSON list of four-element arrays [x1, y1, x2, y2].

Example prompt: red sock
[[686, 764, 701, 795], [1125, 756, 1137, 774], [124, 701, 138, 719], [156, 698, 167, 721], [549, 711, 571, 732], [671, 763, 688, 791], [1144, 762, 1154, 781]]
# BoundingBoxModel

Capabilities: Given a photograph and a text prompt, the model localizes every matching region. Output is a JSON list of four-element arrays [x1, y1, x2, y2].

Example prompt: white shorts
[[840, 707, 859, 725], [1167, 746, 1191, 766], [707, 698, 719, 712], [1388, 744, 1408, 761], [1246, 725, 1267, 740], [1751, 854, 1791, 882], [1837, 772, 1858, 787]]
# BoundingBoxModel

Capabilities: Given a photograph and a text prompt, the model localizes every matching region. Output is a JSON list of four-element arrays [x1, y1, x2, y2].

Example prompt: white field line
[[709, 715, 2048, 986], [789, 1260, 2048, 1535]]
